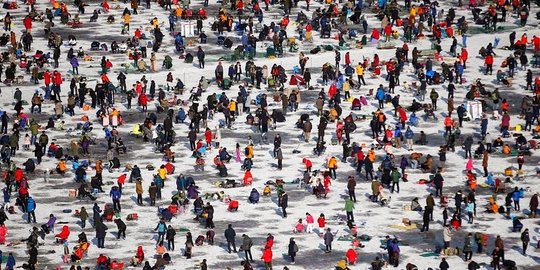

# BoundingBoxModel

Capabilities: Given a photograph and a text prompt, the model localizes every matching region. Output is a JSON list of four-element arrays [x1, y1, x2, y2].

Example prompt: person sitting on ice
[[294, 219, 305, 233], [248, 188, 259, 203], [411, 198, 422, 211]]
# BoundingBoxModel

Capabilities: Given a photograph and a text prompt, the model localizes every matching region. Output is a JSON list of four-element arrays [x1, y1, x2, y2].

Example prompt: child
[[23, 134, 31, 150]]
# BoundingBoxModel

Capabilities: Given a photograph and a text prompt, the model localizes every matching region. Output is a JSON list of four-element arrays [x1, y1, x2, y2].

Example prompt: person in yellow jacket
[[229, 100, 237, 116], [328, 156, 338, 179], [157, 165, 167, 180], [123, 13, 131, 31], [343, 79, 351, 101], [355, 63, 366, 86]]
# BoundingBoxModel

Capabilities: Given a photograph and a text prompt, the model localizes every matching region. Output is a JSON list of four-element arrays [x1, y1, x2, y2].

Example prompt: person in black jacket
[[28, 244, 38, 270], [114, 218, 126, 239], [166, 225, 176, 251], [421, 209, 430, 232], [288, 238, 298, 264], [224, 224, 237, 253], [281, 192, 288, 218], [95, 218, 108, 248], [439, 258, 449, 270], [521, 228, 530, 255], [432, 172, 444, 197]]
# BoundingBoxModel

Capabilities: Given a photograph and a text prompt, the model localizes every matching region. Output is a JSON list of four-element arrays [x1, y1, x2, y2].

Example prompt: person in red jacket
[[261, 247, 273, 269], [204, 128, 212, 147], [117, 174, 126, 192], [346, 248, 358, 264], [52, 71, 63, 101], [398, 106, 408, 128], [138, 93, 148, 112], [302, 158, 312, 172], [44, 70, 51, 95], [317, 213, 326, 228], [485, 53, 494, 75], [460, 48, 469, 68], [344, 52, 351, 66], [23, 15, 32, 32], [55, 225, 70, 242], [265, 233, 274, 249]]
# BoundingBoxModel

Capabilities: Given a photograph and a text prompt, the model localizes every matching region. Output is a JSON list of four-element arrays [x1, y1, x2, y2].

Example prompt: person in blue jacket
[[109, 186, 122, 212], [404, 126, 415, 151], [376, 85, 385, 109], [154, 219, 167, 243], [27, 197, 36, 223], [512, 187, 523, 211], [5, 252, 15, 270]]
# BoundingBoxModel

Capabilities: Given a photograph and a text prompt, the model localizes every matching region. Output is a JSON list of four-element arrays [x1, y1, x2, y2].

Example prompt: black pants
[[464, 251, 472, 260], [514, 200, 520, 211], [98, 237, 105, 248], [282, 206, 287, 217], [391, 182, 400, 193], [117, 229, 125, 239], [227, 241, 237, 253], [168, 239, 175, 251], [346, 211, 354, 222], [348, 189, 356, 202], [421, 221, 429, 231], [325, 244, 332, 251], [113, 199, 121, 212], [435, 186, 443, 197], [27, 211, 36, 223], [244, 249, 253, 261], [523, 241, 529, 254], [329, 168, 336, 179], [137, 194, 143, 205]]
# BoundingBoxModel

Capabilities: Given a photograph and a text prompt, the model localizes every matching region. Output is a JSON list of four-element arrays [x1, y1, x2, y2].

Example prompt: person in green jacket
[[345, 198, 355, 222], [391, 167, 401, 193]]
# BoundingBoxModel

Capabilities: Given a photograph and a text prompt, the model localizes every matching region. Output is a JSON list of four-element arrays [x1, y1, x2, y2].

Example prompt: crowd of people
[[0, 0, 539, 269]]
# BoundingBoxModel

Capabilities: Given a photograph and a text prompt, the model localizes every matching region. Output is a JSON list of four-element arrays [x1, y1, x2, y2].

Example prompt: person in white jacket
[[443, 224, 452, 249]]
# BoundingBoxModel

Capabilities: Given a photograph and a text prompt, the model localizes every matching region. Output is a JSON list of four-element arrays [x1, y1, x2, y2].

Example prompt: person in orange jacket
[[444, 115, 453, 136]]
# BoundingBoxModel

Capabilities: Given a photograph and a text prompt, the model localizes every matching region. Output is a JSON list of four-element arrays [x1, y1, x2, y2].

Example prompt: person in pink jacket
[[305, 212, 314, 233], [466, 158, 474, 172]]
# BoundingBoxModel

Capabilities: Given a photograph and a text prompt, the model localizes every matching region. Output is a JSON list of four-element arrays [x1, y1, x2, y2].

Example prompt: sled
[[420, 252, 440, 257], [389, 223, 417, 230]]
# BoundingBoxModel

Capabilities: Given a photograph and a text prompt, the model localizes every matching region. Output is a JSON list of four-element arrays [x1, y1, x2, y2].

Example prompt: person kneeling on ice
[[228, 200, 239, 211], [248, 188, 259, 203], [131, 246, 144, 266], [294, 219, 305, 233], [346, 248, 358, 265], [96, 254, 110, 270]]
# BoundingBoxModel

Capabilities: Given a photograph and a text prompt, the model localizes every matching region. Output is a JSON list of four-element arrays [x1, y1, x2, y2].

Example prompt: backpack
[[245, 147, 250, 156]]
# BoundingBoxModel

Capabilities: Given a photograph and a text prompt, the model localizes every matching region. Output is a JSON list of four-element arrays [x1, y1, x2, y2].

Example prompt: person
[[347, 176, 356, 202], [344, 198, 354, 222], [323, 228, 333, 253], [281, 191, 288, 218], [443, 225, 452, 249], [371, 256, 385, 270], [463, 233, 473, 261], [224, 224, 237, 253], [184, 232, 194, 259], [242, 234, 253, 262], [166, 225, 176, 251], [288, 238, 298, 264], [261, 247, 273, 270], [114, 218, 126, 239], [439, 258, 449, 270], [421, 208, 430, 232], [521, 228, 530, 255]]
